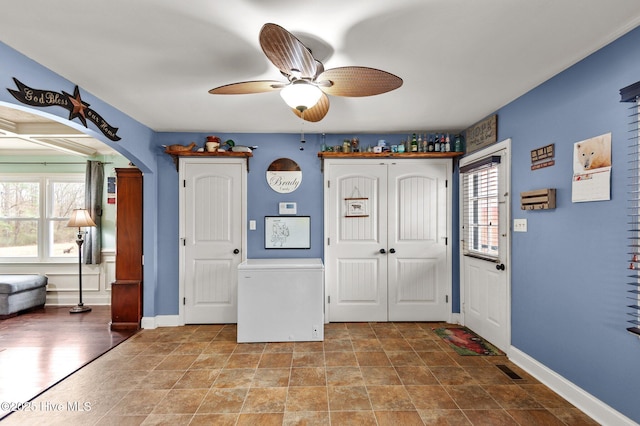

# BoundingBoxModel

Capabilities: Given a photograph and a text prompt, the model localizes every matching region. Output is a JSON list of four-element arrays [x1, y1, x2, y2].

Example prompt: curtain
[[84, 160, 103, 264]]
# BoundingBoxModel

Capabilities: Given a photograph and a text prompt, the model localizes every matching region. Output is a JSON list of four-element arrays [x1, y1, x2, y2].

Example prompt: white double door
[[179, 158, 246, 324], [324, 159, 451, 322]]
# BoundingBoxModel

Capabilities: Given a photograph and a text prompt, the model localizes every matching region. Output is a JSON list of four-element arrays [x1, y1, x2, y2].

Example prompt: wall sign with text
[[266, 158, 302, 193]]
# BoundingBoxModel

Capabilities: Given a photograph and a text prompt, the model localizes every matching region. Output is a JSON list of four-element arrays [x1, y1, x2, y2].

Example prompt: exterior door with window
[[460, 139, 511, 352]]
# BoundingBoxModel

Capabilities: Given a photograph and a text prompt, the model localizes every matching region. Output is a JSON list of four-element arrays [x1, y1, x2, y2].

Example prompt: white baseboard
[[450, 313, 461, 325], [141, 315, 180, 329], [509, 346, 637, 426]]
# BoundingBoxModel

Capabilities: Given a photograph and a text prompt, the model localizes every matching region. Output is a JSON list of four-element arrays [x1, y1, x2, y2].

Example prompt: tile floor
[[2, 322, 597, 425]]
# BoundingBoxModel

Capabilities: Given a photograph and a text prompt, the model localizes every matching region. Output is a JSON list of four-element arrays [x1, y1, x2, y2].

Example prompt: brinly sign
[[7, 78, 121, 141]]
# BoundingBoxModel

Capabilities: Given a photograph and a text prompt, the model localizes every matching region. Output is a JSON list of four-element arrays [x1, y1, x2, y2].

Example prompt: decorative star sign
[[7, 78, 121, 141], [62, 86, 90, 128]]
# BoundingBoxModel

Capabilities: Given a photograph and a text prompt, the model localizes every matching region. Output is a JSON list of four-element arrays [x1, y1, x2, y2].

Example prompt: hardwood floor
[[0, 305, 136, 419]]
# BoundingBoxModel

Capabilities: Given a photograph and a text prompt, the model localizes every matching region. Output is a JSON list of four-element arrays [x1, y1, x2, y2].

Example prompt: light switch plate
[[514, 218, 527, 232], [249, 220, 256, 230]]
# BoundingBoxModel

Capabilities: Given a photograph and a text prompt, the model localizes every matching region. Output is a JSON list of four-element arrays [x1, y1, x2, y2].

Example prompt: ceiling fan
[[209, 23, 403, 122]]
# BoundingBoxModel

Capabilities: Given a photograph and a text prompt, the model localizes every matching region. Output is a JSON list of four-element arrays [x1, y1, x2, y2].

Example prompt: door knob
[[389, 248, 396, 253], [379, 248, 386, 254], [496, 263, 505, 271], [233, 249, 240, 254]]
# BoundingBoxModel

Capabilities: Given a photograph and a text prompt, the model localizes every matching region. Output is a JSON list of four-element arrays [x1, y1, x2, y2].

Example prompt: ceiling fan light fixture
[[280, 80, 322, 112]]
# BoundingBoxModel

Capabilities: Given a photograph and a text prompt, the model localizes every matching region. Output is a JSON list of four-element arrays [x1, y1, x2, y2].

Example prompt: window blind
[[460, 156, 501, 261], [621, 81, 640, 337]]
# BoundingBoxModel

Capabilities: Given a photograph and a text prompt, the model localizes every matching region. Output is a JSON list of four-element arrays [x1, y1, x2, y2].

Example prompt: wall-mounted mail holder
[[520, 188, 556, 210]]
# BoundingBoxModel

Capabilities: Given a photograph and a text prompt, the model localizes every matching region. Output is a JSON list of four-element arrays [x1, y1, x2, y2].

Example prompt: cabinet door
[[387, 161, 449, 321], [115, 168, 143, 281], [326, 162, 388, 322], [182, 160, 244, 324]]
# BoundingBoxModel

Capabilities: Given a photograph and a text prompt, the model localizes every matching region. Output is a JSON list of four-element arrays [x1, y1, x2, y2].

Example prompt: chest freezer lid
[[239, 258, 323, 270]]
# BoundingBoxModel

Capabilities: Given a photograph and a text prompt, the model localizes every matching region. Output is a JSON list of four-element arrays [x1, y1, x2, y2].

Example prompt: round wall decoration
[[266, 158, 302, 193]]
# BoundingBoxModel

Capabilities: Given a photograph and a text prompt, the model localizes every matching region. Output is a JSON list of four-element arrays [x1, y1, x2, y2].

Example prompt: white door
[[388, 162, 449, 321], [325, 159, 450, 322], [460, 139, 511, 352], [180, 158, 246, 324]]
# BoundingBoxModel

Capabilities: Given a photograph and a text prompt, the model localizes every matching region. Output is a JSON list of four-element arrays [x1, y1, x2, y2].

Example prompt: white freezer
[[237, 258, 324, 343]]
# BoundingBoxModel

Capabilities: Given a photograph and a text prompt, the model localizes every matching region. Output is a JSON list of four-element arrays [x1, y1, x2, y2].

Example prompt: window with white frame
[[460, 156, 501, 261], [0, 174, 85, 262]]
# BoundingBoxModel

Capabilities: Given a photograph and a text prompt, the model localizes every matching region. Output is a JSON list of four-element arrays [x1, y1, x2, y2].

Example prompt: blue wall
[[497, 27, 640, 422]]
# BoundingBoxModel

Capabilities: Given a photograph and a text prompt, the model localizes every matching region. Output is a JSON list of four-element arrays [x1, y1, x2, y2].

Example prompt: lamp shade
[[280, 80, 323, 111], [67, 209, 96, 228]]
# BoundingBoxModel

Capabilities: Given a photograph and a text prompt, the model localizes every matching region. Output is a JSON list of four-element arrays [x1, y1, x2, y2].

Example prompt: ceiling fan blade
[[292, 92, 329, 122], [317, 66, 403, 97], [260, 23, 317, 78], [208, 80, 284, 95]]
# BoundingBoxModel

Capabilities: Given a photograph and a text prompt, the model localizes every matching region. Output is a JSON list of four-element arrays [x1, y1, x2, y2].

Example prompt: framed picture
[[265, 216, 311, 249], [345, 198, 369, 217]]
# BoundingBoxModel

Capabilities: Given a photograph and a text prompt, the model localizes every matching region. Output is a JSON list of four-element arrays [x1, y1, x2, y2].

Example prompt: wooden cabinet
[[111, 168, 143, 330]]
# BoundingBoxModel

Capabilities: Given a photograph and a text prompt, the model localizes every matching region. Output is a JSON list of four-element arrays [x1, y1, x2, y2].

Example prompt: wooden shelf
[[317, 151, 463, 170], [165, 149, 253, 171], [317, 151, 463, 159]]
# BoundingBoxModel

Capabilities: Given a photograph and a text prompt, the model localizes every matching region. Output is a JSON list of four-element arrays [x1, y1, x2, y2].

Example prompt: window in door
[[461, 156, 501, 260]]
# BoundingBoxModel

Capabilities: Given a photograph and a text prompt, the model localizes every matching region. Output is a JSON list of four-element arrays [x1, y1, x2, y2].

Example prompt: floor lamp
[[67, 209, 96, 314]]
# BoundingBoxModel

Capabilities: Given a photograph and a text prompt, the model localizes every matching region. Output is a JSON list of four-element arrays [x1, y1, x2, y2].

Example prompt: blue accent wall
[[496, 26, 640, 422]]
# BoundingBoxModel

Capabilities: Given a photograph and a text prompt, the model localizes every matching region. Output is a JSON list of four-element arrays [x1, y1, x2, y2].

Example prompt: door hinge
[[327, 237, 330, 246], [445, 179, 448, 188], [446, 295, 449, 303], [445, 237, 448, 245], [183, 297, 186, 305], [328, 295, 330, 304], [182, 238, 186, 246], [183, 179, 186, 187], [327, 180, 330, 188]]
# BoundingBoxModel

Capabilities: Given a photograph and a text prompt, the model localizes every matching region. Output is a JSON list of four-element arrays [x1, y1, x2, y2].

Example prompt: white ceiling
[[1, 0, 640, 141]]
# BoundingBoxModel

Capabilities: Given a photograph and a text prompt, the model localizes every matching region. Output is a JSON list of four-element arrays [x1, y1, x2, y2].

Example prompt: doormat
[[433, 326, 504, 356]]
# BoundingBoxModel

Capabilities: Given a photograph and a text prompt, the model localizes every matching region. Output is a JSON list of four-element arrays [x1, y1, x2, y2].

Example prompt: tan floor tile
[[137, 370, 184, 390], [108, 389, 169, 415], [464, 366, 513, 384], [289, 367, 326, 386], [234, 343, 266, 353], [154, 354, 198, 370], [189, 413, 238, 426], [236, 412, 284, 425], [367, 385, 415, 410], [286, 386, 329, 411], [242, 387, 287, 413], [294, 341, 324, 352], [204, 341, 237, 354], [122, 355, 167, 371], [326, 366, 365, 386], [374, 410, 424, 426], [445, 385, 501, 410], [507, 408, 565, 425], [264, 342, 295, 353], [258, 352, 293, 368], [323, 339, 353, 351], [463, 409, 519, 425], [484, 384, 544, 409], [292, 351, 325, 367], [324, 351, 358, 367], [251, 368, 290, 387], [396, 366, 439, 386], [430, 366, 476, 385], [139, 342, 179, 356], [213, 368, 255, 388], [351, 338, 383, 351], [225, 353, 261, 369], [406, 338, 442, 352], [330, 410, 377, 425], [406, 385, 458, 410], [283, 411, 330, 425], [355, 351, 391, 366], [548, 408, 600, 425], [418, 351, 458, 366], [519, 384, 575, 408], [197, 388, 247, 413], [361, 366, 402, 385], [172, 369, 219, 389], [96, 414, 148, 425], [418, 408, 471, 425], [152, 388, 208, 414], [386, 351, 424, 367], [190, 353, 229, 369], [328, 386, 371, 411], [379, 338, 414, 351], [172, 342, 208, 355]]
